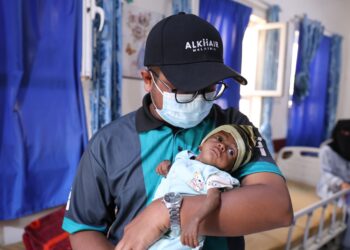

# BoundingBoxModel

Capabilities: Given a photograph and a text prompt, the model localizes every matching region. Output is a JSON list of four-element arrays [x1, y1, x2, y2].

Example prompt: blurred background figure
[[317, 119, 350, 249]]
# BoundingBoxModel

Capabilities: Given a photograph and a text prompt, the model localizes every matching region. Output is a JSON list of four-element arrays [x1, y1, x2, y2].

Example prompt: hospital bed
[[245, 146, 350, 250]]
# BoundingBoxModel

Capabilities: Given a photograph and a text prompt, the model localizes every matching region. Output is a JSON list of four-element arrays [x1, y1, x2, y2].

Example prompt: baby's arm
[[180, 188, 221, 248], [155, 160, 172, 177]]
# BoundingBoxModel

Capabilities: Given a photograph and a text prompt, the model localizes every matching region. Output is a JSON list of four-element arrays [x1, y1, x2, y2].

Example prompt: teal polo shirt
[[62, 94, 282, 249]]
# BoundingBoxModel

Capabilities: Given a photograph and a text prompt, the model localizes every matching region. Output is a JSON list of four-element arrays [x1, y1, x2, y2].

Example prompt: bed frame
[[246, 146, 350, 250], [286, 188, 348, 250]]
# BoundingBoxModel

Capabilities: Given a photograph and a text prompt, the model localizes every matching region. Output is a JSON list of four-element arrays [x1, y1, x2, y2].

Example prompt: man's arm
[[115, 172, 293, 249], [181, 188, 221, 248], [184, 172, 293, 236], [70, 231, 114, 250]]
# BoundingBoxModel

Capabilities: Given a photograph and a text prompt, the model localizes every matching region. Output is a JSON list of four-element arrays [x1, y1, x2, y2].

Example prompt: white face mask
[[151, 78, 214, 129]]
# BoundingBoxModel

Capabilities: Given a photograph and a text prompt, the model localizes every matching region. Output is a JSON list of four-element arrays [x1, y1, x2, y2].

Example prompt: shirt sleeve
[[62, 138, 115, 234], [233, 125, 283, 179]]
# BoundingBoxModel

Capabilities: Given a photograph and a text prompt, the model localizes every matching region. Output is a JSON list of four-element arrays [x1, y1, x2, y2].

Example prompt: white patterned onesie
[[149, 150, 240, 250]]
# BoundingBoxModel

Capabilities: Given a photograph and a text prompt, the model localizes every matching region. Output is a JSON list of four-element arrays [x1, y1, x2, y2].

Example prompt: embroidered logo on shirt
[[188, 171, 205, 192], [256, 137, 267, 156]]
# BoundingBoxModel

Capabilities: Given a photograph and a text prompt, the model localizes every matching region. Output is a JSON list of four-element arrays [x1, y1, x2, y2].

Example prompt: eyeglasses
[[149, 70, 228, 104]]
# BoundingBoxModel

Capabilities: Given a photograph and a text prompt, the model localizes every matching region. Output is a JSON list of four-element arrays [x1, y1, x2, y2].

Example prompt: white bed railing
[[276, 146, 350, 250], [285, 188, 350, 250]]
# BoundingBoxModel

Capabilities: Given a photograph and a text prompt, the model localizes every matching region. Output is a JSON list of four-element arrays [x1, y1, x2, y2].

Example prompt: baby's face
[[197, 131, 238, 171]]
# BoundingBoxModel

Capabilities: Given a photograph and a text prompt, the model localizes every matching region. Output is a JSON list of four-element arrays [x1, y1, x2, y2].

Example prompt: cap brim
[[160, 62, 247, 92]]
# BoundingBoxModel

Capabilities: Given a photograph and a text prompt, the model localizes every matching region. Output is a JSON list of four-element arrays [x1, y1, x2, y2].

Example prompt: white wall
[[121, 0, 172, 115]]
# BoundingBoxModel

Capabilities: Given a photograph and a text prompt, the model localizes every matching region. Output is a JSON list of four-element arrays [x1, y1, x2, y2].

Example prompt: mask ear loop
[[150, 72, 164, 95], [148, 70, 163, 111]]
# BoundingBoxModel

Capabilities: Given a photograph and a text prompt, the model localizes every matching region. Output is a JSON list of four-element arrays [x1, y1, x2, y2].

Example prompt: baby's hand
[[155, 160, 171, 177], [180, 218, 200, 248]]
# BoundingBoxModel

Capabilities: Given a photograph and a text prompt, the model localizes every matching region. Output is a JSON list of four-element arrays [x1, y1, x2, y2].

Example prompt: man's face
[[141, 67, 220, 109], [140, 67, 221, 125], [197, 131, 238, 172]]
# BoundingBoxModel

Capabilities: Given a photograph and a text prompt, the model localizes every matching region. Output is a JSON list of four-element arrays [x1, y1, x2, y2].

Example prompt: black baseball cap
[[144, 12, 247, 92]]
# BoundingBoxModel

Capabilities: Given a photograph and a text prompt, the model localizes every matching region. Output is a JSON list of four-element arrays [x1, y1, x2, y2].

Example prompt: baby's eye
[[228, 148, 235, 157], [216, 136, 223, 142]]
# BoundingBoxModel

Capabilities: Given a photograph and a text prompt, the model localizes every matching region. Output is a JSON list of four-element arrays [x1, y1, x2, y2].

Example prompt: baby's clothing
[[150, 150, 240, 250]]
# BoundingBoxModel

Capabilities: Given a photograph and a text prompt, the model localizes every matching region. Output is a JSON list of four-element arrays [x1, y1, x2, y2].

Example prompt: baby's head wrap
[[201, 124, 257, 172]]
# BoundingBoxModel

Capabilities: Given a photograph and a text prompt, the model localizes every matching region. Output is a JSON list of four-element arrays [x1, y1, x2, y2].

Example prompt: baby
[[150, 124, 257, 250]]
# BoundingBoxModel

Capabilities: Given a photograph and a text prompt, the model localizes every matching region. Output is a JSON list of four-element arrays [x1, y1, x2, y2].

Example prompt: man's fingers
[[180, 233, 185, 245], [193, 237, 199, 247], [181, 234, 195, 248]]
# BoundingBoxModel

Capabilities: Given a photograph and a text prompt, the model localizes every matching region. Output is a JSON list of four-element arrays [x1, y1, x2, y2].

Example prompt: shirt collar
[[135, 94, 165, 132]]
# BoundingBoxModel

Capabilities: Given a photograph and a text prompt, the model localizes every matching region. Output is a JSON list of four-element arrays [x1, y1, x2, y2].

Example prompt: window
[[239, 15, 297, 129], [288, 30, 300, 108], [241, 17, 287, 97]]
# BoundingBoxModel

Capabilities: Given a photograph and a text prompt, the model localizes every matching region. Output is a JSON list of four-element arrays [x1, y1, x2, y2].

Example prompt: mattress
[[245, 180, 343, 250]]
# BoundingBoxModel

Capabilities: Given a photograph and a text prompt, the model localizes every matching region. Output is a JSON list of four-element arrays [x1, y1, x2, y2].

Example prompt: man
[[63, 13, 293, 250]]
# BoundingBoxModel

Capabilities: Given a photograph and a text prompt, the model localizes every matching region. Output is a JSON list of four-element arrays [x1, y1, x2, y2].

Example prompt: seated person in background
[[316, 119, 350, 249], [150, 124, 256, 249], [317, 120, 350, 196]]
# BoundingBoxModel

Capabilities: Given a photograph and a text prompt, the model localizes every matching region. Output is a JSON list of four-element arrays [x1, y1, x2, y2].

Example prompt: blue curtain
[[325, 35, 342, 138], [172, 0, 192, 14], [287, 34, 331, 147], [259, 5, 281, 158], [293, 16, 324, 102], [91, 0, 122, 134], [0, 0, 87, 219], [200, 0, 251, 109]]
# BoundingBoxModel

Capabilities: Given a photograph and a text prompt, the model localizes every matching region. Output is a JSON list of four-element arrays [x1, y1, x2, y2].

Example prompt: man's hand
[[180, 217, 200, 248], [181, 188, 221, 248], [155, 160, 171, 177], [115, 199, 169, 250]]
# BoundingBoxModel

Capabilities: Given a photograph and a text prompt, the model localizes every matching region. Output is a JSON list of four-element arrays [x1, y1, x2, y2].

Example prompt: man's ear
[[198, 145, 202, 151], [141, 69, 152, 92]]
